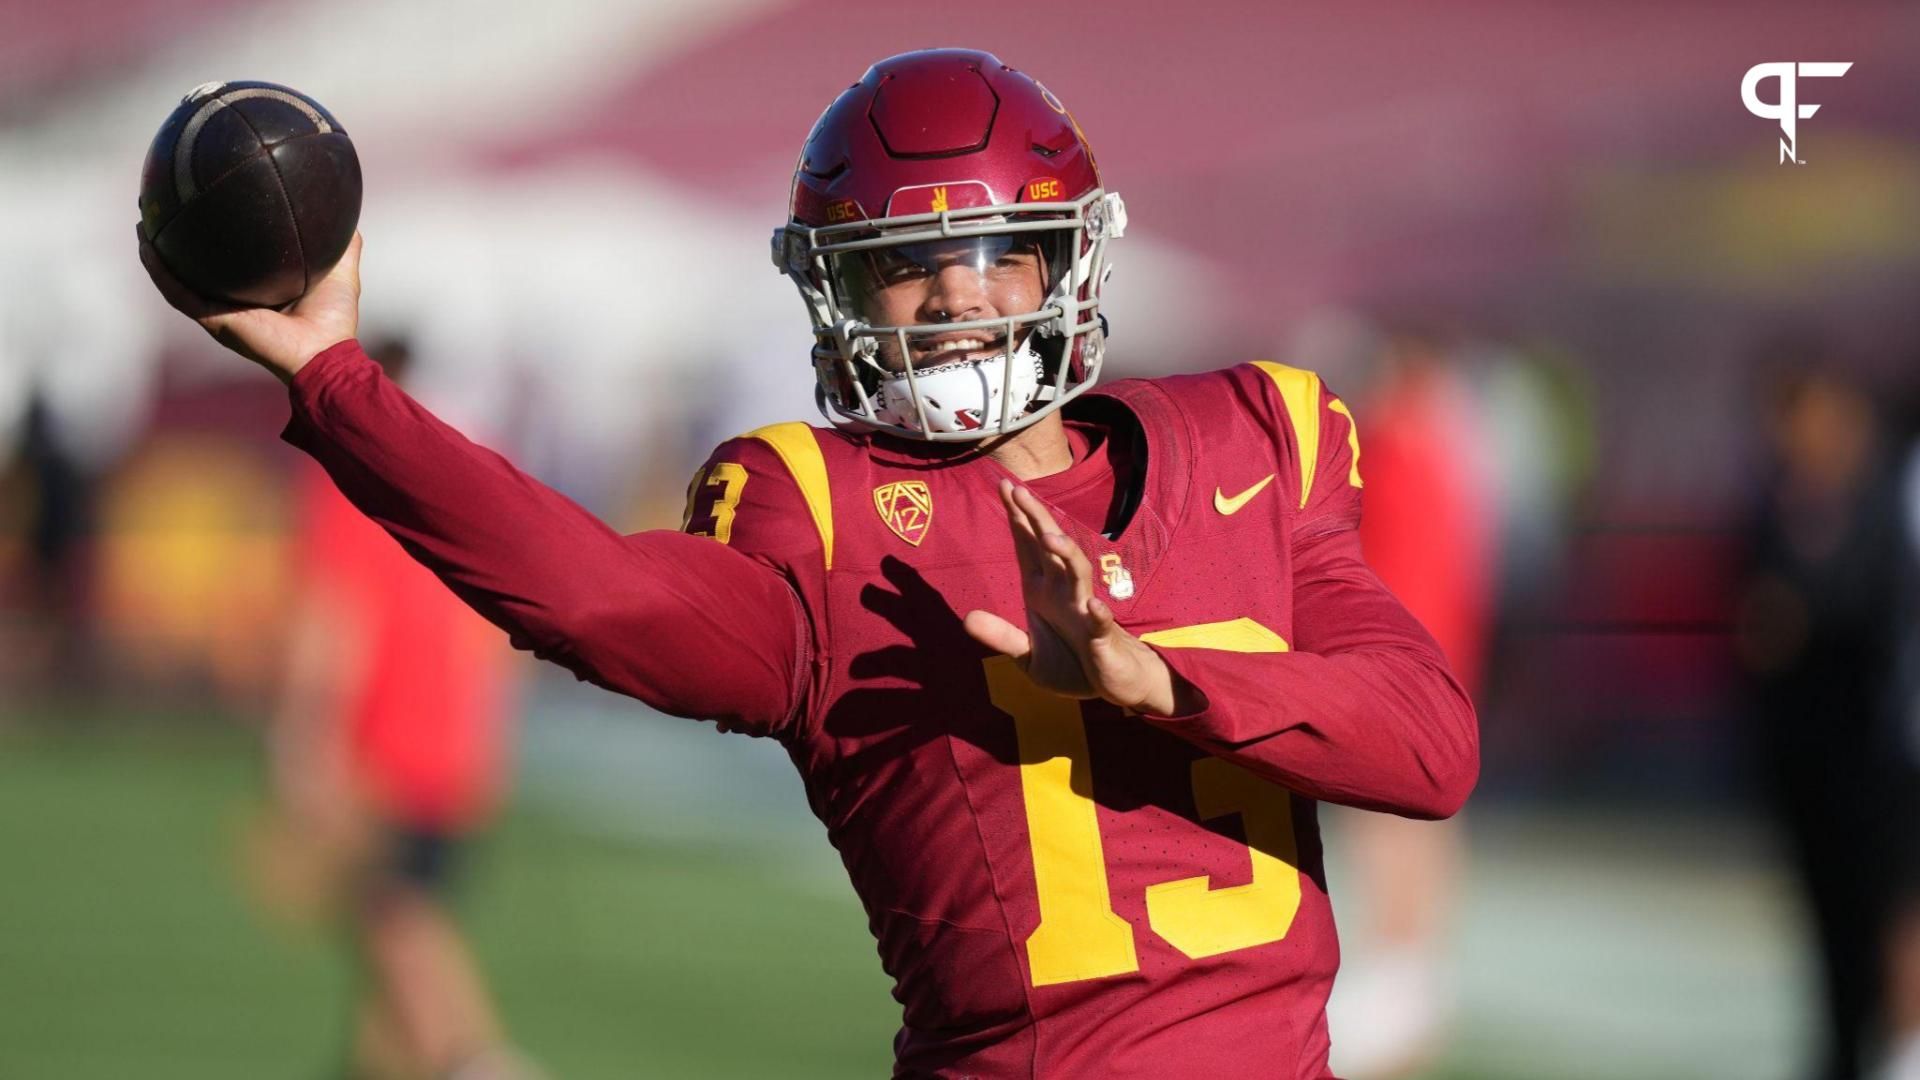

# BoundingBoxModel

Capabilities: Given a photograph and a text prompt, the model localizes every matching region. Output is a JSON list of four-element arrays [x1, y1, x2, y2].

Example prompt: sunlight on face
[[860, 235, 1045, 325], [835, 235, 1048, 370]]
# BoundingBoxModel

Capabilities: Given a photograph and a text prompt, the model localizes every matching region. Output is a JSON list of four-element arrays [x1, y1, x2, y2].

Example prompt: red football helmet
[[772, 49, 1126, 441]]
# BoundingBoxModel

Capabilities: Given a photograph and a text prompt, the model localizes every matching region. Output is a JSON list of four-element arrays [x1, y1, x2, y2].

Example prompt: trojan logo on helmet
[[772, 48, 1127, 441]]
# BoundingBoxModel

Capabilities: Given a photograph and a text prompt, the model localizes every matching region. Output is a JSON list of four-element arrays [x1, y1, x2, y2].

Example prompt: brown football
[[138, 81, 361, 308]]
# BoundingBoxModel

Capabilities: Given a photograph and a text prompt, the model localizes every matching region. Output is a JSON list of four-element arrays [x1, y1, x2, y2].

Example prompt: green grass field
[[0, 708, 1812, 1079], [0, 722, 897, 1079]]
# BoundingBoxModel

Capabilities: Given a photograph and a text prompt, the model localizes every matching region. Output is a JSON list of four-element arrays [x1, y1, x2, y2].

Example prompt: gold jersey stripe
[[1327, 398, 1364, 489], [745, 422, 835, 571], [1141, 617, 1290, 653], [1249, 362, 1322, 509]]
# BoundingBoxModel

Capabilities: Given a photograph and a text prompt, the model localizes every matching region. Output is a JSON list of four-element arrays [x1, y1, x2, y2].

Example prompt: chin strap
[[873, 336, 1045, 435]]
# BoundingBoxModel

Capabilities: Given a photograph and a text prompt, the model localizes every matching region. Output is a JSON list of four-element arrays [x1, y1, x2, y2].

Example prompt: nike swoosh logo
[[1214, 474, 1276, 515]]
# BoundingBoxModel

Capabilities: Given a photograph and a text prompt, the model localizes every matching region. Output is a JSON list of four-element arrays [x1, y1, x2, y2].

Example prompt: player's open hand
[[965, 480, 1192, 716], [138, 226, 362, 383]]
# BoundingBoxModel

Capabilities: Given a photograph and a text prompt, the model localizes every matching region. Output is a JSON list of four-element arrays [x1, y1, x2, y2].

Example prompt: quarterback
[[142, 49, 1477, 1079]]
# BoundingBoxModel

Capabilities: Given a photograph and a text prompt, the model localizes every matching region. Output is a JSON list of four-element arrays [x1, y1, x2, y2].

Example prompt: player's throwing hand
[[964, 479, 1196, 717], [138, 225, 362, 383]]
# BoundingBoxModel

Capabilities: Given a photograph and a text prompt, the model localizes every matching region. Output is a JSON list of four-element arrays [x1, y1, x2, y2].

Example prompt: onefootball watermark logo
[[1742, 62, 1852, 164]]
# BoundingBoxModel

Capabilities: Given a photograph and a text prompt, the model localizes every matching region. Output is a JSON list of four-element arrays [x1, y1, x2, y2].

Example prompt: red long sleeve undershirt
[[282, 339, 809, 736]]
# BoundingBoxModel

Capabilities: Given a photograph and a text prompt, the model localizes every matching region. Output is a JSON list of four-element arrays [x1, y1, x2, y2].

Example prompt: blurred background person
[[251, 339, 534, 1080], [1865, 374, 1920, 1080], [1324, 325, 1501, 1078], [8, 391, 102, 691], [1736, 351, 1917, 1080]]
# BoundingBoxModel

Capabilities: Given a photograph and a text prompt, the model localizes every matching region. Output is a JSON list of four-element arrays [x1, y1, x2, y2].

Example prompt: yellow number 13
[[682, 462, 748, 543], [984, 642, 1303, 988]]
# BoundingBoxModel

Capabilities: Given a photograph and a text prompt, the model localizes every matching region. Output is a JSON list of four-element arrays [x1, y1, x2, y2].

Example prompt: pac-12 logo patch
[[874, 480, 933, 546]]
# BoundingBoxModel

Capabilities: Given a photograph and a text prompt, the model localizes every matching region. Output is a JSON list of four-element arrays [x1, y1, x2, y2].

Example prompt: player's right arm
[[292, 341, 810, 734], [140, 231, 812, 737]]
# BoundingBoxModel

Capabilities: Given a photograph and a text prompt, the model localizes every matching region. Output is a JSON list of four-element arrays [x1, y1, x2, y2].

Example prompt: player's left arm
[[1141, 383, 1478, 818], [1145, 523, 1479, 819], [966, 382, 1478, 819]]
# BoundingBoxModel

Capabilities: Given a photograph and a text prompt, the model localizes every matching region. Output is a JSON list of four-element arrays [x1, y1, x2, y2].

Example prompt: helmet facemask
[[776, 189, 1126, 442]]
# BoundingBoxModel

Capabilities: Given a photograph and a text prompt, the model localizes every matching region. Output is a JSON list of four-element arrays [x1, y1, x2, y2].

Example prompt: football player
[[142, 49, 1477, 1079]]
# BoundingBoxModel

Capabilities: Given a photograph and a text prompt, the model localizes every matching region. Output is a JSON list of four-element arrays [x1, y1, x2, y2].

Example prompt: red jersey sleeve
[[681, 430, 831, 599], [678, 426, 836, 737], [1144, 367, 1479, 818], [281, 339, 810, 738]]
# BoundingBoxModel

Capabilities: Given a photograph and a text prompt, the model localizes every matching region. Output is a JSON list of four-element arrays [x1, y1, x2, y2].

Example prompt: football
[[138, 81, 361, 308]]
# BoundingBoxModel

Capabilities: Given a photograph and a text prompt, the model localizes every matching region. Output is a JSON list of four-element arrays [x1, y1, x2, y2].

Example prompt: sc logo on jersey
[[1742, 62, 1852, 164]]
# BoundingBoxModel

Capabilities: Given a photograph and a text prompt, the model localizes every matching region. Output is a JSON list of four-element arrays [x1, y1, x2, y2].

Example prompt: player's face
[[840, 235, 1048, 371]]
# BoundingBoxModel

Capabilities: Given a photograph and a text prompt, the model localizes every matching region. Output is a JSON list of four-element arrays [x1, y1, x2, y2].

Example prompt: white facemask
[[872, 337, 1045, 435]]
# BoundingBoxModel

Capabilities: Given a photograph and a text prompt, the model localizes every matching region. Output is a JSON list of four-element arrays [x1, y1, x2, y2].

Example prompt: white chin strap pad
[[874, 340, 1044, 434]]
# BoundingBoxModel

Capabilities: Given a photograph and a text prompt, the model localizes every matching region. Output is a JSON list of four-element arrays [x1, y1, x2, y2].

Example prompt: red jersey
[[1353, 368, 1496, 696], [298, 465, 513, 830], [283, 342, 1477, 1078]]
